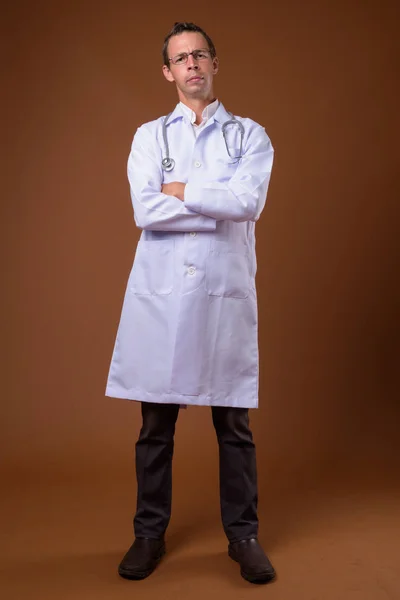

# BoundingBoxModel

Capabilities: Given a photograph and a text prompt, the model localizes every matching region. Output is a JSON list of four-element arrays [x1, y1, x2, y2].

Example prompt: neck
[[178, 94, 216, 125]]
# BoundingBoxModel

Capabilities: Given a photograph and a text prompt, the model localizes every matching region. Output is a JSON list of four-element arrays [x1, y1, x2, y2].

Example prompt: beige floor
[[1, 465, 399, 600]]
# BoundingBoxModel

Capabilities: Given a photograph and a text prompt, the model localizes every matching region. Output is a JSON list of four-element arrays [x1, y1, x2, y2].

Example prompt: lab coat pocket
[[205, 242, 249, 299], [130, 239, 173, 295]]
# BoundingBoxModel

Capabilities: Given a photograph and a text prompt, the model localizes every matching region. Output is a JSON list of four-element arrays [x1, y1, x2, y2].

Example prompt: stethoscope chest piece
[[162, 157, 175, 172]]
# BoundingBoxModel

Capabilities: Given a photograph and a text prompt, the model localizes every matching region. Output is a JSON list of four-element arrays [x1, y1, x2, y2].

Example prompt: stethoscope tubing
[[161, 110, 244, 171]]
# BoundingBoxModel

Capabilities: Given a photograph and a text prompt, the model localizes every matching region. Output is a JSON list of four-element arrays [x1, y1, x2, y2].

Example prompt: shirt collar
[[179, 98, 220, 125], [164, 100, 231, 128]]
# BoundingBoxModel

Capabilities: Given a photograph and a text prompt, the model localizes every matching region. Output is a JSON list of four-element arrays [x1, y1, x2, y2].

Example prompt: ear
[[162, 64, 175, 83], [212, 56, 219, 75]]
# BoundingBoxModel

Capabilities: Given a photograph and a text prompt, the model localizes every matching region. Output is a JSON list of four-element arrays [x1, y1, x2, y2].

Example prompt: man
[[105, 22, 275, 584]]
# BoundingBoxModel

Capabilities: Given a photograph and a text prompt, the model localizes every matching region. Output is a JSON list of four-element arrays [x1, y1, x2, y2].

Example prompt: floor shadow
[[0, 547, 276, 599]]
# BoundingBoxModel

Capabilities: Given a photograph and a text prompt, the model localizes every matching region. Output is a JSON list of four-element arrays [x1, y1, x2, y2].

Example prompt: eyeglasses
[[169, 49, 211, 66]]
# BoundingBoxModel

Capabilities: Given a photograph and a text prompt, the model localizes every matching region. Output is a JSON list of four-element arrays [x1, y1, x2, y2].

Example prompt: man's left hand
[[162, 182, 186, 202]]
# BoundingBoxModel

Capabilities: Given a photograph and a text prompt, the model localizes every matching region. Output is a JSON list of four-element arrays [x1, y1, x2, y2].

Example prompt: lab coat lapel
[[164, 103, 184, 127], [213, 102, 232, 125]]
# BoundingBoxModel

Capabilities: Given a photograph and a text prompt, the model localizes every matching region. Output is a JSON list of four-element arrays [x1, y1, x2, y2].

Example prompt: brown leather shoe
[[228, 538, 276, 584], [118, 537, 166, 580]]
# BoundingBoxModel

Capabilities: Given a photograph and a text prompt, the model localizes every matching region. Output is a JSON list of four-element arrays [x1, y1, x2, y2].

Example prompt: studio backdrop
[[2, 1, 399, 506]]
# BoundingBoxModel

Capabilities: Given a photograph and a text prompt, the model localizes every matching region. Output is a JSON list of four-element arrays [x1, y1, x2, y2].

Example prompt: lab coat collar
[[165, 100, 232, 127], [212, 101, 232, 124], [179, 98, 219, 124]]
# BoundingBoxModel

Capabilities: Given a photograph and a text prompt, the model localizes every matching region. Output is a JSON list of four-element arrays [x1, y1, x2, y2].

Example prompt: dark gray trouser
[[133, 402, 258, 543]]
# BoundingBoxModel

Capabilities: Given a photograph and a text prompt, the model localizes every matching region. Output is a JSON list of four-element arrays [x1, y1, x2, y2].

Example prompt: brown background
[[1, 1, 399, 598]]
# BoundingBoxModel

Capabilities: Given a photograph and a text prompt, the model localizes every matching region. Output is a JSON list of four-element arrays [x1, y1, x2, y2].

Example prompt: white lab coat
[[105, 101, 274, 408]]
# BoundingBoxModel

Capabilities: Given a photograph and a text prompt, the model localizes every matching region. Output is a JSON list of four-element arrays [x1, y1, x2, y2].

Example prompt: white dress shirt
[[179, 99, 220, 138]]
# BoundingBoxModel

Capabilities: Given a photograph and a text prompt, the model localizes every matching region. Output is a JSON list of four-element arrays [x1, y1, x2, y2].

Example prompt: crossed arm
[[128, 124, 274, 232], [161, 182, 186, 201]]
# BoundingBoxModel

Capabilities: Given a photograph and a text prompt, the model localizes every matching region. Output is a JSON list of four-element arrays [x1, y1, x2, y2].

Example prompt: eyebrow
[[172, 48, 209, 55]]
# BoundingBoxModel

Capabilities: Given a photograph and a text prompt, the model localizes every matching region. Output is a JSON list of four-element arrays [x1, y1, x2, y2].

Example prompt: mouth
[[187, 75, 203, 83]]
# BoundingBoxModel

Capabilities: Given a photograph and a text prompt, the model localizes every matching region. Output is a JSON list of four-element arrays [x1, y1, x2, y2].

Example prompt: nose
[[186, 54, 199, 70]]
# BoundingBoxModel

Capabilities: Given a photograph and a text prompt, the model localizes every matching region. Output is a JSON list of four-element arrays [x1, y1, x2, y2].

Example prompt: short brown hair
[[162, 22, 217, 67]]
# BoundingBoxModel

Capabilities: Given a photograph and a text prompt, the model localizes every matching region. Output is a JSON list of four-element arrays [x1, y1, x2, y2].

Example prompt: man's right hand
[[161, 182, 186, 202]]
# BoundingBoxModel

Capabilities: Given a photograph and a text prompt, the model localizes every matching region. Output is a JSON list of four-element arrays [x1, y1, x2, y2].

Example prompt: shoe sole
[[228, 548, 276, 584], [118, 546, 166, 580]]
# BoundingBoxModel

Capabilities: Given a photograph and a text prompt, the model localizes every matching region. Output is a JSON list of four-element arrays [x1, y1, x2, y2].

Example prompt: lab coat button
[[190, 232, 197, 237], [187, 266, 196, 275], [194, 161, 202, 168]]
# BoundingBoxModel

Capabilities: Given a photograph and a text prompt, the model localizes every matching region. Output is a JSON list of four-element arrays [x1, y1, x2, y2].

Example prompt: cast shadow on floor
[[0, 546, 268, 599]]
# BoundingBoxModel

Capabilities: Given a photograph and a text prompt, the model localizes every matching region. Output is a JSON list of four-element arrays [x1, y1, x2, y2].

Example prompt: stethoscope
[[161, 111, 245, 172]]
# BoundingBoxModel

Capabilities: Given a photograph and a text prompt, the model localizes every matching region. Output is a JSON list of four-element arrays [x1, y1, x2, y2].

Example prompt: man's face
[[162, 32, 219, 101]]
